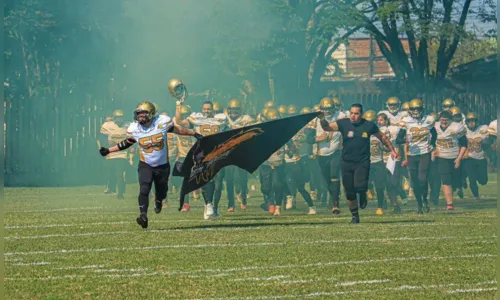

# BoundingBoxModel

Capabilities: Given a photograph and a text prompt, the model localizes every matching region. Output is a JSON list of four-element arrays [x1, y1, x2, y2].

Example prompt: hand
[[180, 95, 186, 104], [391, 150, 400, 160], [193, 133, 204, 140], [401, 159, 408, 167], [431, 151, 436, 161], [99, 147, 110, 157], [454, 158, 461, 169]]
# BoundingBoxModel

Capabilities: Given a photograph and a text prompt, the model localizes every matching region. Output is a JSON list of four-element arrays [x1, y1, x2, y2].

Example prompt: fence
[[5, 92, 497, 187]]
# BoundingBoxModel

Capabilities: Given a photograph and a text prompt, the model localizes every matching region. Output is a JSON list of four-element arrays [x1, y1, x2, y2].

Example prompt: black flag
[[173, 112, 319, 210]]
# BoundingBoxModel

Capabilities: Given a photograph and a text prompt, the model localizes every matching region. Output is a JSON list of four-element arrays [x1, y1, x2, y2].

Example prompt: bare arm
[[374, 130, 396, 153], [172, 124, 197, 137], [175, 104, 190, 128], [107, 137, 136, 153], [320, 118, 339, 132]]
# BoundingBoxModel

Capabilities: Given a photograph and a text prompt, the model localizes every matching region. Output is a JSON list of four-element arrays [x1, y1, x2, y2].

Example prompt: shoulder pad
[[398, 121, 407, 128]]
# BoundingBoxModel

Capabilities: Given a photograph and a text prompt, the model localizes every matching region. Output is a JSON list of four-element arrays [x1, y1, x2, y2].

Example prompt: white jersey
[[307, 118, 319, 156], [400, 115, 435, 156], [378, 110, 408, 125], [316, 111, 346, 156], [434, 122, 466, 159], [370, 136, 383, 163], [127, 115, 174, 167], [188, 112, 228, 136], [285, 128, 308, 163], [488, 120, 497, 136], [466, 125, 489, 160], [228, 114, 254, 129], [380, 125, 401, 162], [266, 145, 286, 167]]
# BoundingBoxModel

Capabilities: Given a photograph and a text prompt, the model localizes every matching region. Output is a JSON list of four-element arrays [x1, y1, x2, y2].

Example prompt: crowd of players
[[99, 97, 497, 226]]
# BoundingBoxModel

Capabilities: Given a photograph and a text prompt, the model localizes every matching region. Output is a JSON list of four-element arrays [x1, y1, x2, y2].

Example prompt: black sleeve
[[369, 122, 379, 135], [430, 127, 437, 147], [336, 119, 344, 134], [458, 135, 467, 147], [396, 129, 407, 145]]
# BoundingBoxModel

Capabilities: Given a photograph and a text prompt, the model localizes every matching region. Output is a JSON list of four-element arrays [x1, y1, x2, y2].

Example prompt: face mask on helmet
[[453, 114, 462, 123], [387, 103, 399, 114], [228, 107, 241, 119], [442, 103, 454, 111], [466, 118, 477, 129], [134, 110, 151, 124], [410, 107, 423, 119]]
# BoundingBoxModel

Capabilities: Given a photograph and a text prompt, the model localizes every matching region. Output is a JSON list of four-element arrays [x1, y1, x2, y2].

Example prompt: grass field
[[4, 174, 497, 299]]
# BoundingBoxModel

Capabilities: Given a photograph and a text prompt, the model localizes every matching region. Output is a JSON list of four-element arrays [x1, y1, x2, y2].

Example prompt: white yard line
[[4, 235, 494, 256], [12, 262, 50, 266], [4, 253, 495, 281], [56, 265, 105, 270], [337, 279, 391, 286], [193, 281, 497, 300], [232, 275, 292, 281], [447, 287, 497, 294]]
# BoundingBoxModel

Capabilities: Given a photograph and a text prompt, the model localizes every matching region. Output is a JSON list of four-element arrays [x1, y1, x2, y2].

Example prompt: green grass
[[4, 174, 497, 299]]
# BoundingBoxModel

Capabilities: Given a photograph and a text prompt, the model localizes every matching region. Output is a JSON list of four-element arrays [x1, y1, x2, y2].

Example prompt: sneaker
[[212, 207, 220, 218], [274, 206, 281, 216], [308, 207, 317, 215], [285, 196, 294, 210], [260, 203, 268, 211], [240, 204, 247, 210], [424, 204, 430, 213], [417, 207, 424, 215], [359, 195, 368, 209], [351, 216, 360, 224], [332, 207, 340, 215], [367, 189, 374, 200], [376, 208, 383, 215], [204, 203, 214, 220], [154, 200, 163, 214], [136, 213, 148, 229], [162, 201, 168, 209], [227, 207, 235, 213], [446, 205, 454, 211], [181, 203, 190, 212], [269, 205, 275, 214]]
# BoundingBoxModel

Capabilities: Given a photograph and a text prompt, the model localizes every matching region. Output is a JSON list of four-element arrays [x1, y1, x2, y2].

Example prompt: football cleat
[[332, 207, 340, 215], [376, 208, 383, 215], [308, 207, 317, 215], [204, 203, 214, 220], [181, 203, 190, 212], [286, 196, 294, 210], [273, 206, 281, 216], [351, 216, 360, 224], [154, 200, 163, 214], [269, 205, 275, 214], [136, 213, 148, 229], [227, 207, 235, 213]]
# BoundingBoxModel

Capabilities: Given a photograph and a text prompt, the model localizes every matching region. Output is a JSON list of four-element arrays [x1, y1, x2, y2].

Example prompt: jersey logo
[[362, 132, 368, 138], [347, 131, 354, 138], [158, 124, 164, 129], [202, 128, 265, 163]]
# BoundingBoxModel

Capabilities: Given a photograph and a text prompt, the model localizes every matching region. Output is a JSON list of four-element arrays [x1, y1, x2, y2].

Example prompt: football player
[[284, 105, 316, 214], [378, 97, 408, 124], [463, 113, 491, 200], [397, 99, 437, 214], [217, 98, 255, 211], [176, 100, 228, 219], [175, 105, 196, 212], [213, 101, 223, 114], [316, 97, 346, 214], [99, 101, 202, 228], [432, 110, 467, 210]]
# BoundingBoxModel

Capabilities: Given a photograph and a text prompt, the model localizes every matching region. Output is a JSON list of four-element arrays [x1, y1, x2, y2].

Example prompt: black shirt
[[337, 118, 379, 163]]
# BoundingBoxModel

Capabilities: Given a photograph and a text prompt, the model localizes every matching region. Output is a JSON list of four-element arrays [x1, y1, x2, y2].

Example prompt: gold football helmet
[[450, 106, 462, 122], [180, 105, 191, 118], [288, 105, 298, 116], [300, 107, 311, 114], [168, 78, 187, 100], [332, 97, 342, 111], [466, 112, 477, 121], [409, 99, 424, 119], [401, 101, 410, 111], [363, 110, 377, 122], [442, 98, 455, 111], [228, 98, 241, 119], [113, 109, 124, 118], [212, 101, 223, 114], [312, 104, 320, 112], [278, 105, 288, 117], [265, 108, 280, 121], [319, 97, 334, 110], [134, 101, 156, 124], [466, 112, 478, 129], [386, 97, 400, 114], [264, 100, 275, 108]]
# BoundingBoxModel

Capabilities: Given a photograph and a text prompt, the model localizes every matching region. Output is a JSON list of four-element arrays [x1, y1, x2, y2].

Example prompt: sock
[[138, 195, 148, 215], [350, 207, 359, 219]]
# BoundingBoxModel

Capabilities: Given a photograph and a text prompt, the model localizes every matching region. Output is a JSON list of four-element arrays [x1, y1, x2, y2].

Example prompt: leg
[[213, 168, 226, 211], [428, 160, 441, 206], [285, 163, 298, 209], [225, 167, 236, 211], [136, 162, 154, 228], [438, 158, 454, 208], [153, 163, 170, 213], [108, 160, 118, 193], [418, 153, 432, 208], [353, 160, 371, 210], [272, 165, 285, 215], [372, 162, 386, 210], [407, 156, 423, 212], [237, 168, 249, 206], [329, 152, 342, 210], [117, 159, 127, 198], [341, 161, 359, 223], [260, 165, 273, 212]]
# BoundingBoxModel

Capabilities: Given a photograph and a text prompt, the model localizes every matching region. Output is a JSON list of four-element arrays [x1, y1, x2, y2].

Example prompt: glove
[[99, 147, 110, 157], [194, 133, 204, 141]]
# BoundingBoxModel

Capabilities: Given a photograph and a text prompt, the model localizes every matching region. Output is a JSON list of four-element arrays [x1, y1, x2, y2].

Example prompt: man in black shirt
[[320, 103, 399, 223]]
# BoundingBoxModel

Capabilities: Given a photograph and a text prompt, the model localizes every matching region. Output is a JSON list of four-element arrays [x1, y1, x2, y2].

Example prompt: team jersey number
[[138, 133, 165, 153], [468, 137, 483, 153], [409, 127, 430, 143], [370, 141, 381, 155], [200, 125, 220, 136], [436, 138, 454, 149]]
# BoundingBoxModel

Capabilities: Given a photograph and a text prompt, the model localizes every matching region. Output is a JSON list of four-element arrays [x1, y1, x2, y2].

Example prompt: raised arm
[[373, 130, 399, 159], [319, 118, 339, 132]]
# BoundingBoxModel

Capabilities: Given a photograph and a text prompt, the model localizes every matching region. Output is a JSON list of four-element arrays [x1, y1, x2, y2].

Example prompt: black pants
[[369, 161, 387, 209], [407, 153, 431, 208], [224, 166, 249, 207], [107, 158, 128, 197], [260, 164, 285, 206], [436, 157, 461, 189], [317, 151, 342, 207], [138, 161, 170, 214], [308, 156, 325, 196], [285, 160, 314, 207], [463, 158, 488, 197], [341, 160, 370, 201], [428, 160, 441, 205]]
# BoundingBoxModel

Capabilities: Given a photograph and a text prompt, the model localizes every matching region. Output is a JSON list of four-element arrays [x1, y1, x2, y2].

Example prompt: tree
[[315, 0, 496, 92]]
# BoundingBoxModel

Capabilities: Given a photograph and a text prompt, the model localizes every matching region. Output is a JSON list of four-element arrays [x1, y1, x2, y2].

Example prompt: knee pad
[[140, 184, 152, 196], [346, 192, 357, 201]]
